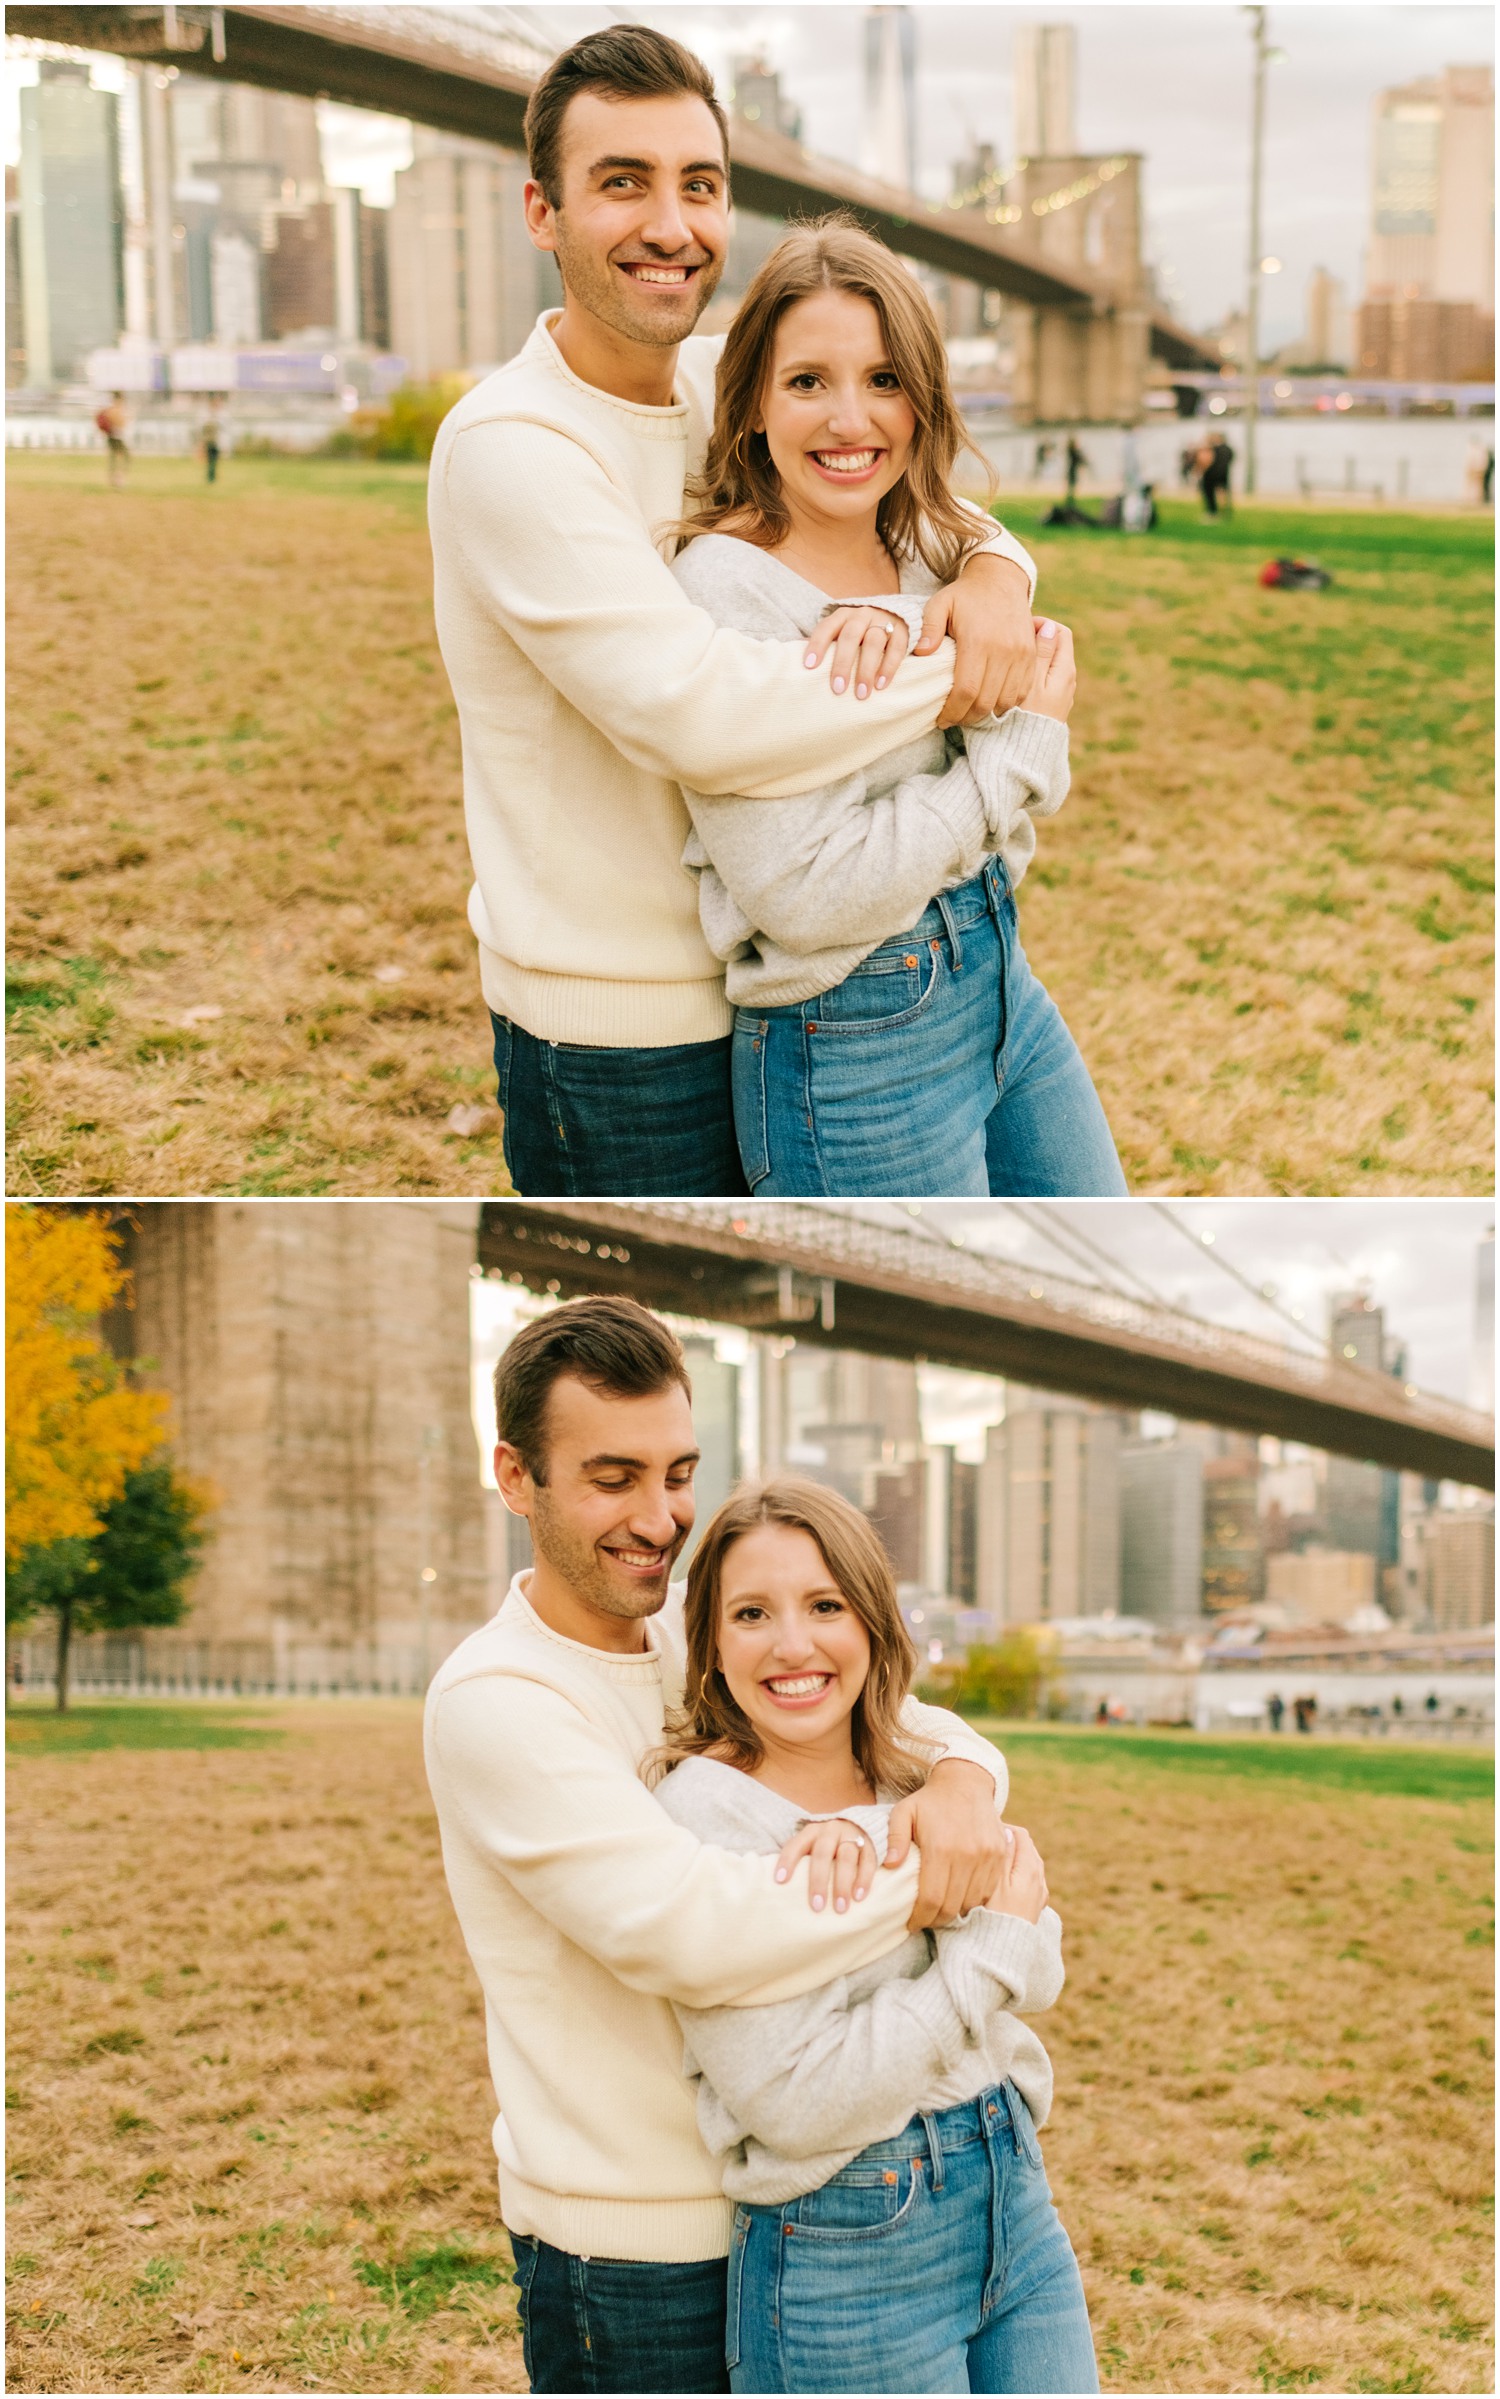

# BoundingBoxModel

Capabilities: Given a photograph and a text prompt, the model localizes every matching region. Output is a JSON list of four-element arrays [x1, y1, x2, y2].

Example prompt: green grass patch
[[5, 1702, 283, 1755], [353, 2243, 509, 2319], [967, 1719, 1494, 1803]]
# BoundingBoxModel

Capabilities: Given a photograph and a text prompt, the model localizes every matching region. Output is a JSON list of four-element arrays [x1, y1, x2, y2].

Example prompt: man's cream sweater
[[422, 1573, 1006, 2263], [427, 313, 1036, 1047]]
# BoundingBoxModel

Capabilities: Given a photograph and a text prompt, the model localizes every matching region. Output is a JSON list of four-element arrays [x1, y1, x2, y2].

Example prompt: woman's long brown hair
[[646, 1477, 935, 1798], [680, 214, 994, 584]]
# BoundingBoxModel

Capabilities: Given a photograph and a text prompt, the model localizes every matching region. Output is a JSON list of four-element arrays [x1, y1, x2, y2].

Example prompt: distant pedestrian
[[1095, 1698, 1109, 1724], [1485, 449, 1495, 507], [1033, 438, 1054, 481], [1391, 1692, 1403, 1718], [1199, 432, 1234, 517], [1179, 440, 1200, 488], [1065, 435, 1088, 499], [1425, 1689, 1440, 1716], [96, 391, 131, 490], [1292, 1693, 1317, 1735], [1267, 1691, 1285, 1734], [200, 396, 224, 485]]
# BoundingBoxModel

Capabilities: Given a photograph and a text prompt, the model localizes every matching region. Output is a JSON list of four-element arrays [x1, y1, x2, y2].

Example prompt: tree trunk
[[55, 1599, 72, 1715]]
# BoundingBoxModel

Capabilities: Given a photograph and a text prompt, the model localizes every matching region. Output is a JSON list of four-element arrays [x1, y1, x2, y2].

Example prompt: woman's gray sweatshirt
[[652, 1755, 1063, 2207], [668, 535, 1070, 1010]]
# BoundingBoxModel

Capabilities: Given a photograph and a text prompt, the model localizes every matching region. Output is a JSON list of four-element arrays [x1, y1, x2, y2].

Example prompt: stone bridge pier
[[102, 1201, 493, 1690]]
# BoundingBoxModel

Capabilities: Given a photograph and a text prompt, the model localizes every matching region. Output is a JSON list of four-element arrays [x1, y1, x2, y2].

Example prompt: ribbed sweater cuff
[[930, 758, 991, 867], [936, 1908, 1050, 2030], [500, 2171, 735, 2265]]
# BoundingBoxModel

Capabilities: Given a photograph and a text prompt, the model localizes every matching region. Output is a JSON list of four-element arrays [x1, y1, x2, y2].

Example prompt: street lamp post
[[1244, 5, 1269, 496]]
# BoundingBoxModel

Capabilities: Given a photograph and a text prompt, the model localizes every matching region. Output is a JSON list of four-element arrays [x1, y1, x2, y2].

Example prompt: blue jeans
[[729, 2085, 1098, 2395], [510, 2230, 729, 2394], [490, 1014, 746, 1196], [731, 860, 1126, 1197]]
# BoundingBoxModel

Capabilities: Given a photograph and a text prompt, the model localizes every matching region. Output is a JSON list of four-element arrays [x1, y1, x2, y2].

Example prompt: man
[[424, 1295, 1012, 2394], [428, 24, 1040, 1198]]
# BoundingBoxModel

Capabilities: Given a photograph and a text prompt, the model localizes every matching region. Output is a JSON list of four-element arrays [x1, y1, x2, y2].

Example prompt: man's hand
[[884, 1758, 1013, 1931], [915, 553, 1036, 728], [774, 1816, 879, 1913], [802, 604, 912, 700]]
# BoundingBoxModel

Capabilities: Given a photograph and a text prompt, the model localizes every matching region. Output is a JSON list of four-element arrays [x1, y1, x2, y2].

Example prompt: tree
[[926, 1629, 1060, 1722], [6, 1209, 166, 1564], [7, 1462, 208, 1711]]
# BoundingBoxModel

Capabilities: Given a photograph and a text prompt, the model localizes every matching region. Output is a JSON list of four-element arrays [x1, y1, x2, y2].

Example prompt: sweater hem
[[479, 947, 734, 1049], [499, 2171, 735, 2264]]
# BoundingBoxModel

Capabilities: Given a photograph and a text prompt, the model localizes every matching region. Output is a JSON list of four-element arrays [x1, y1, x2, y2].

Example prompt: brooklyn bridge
[[25, 1199, 1488, 1695]]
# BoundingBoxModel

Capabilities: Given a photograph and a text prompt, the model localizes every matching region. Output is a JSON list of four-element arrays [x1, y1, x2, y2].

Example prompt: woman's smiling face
[[715, 1522, 872, 1752], [755, 287, 917, 528]]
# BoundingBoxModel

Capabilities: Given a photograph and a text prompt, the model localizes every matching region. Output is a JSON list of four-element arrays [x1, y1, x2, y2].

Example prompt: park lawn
[[6, 456, 1493, 1195], [6, 1704, 1492, 2396], [6, 1702, 285, 1756]]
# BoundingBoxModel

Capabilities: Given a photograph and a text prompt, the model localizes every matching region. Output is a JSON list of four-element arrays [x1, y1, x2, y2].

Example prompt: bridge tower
[[106, 1201, 490, 1685]]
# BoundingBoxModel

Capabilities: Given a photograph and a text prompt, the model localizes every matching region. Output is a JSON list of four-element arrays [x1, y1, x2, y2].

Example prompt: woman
[[647, 1479, 1097, 2395], [670, 218, 1124, 1198]]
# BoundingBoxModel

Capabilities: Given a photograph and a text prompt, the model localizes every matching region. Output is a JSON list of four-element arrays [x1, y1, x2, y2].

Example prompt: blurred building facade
[[1357, 64, 1495, 385], [387, 130, 560, 379], [17, 57, 123, 386]]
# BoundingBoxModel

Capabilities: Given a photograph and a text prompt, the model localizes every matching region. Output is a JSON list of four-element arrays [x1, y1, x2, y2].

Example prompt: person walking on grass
[[649, 1478, 1097, 2393], [97, 392, 130, 489], [426, 24, 1041, 1200], [424, 1296, 1016, 2395]]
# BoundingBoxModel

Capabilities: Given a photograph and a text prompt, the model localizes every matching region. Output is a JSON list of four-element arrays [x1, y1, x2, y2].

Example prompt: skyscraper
[[1013, 24, 1077, 158], [388, 133, 560, 378], [977, 1399, 1121, 1623], [861, 6, 918, 192], [1326, 1295, 1403, 1568], [1365, 66, 1494, 305], [18, 59, 124, 386], [1120, 1439, 1203, 1625]]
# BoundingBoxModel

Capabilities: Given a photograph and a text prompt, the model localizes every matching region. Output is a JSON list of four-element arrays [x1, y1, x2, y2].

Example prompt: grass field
[[6, 454, 1492, 1197], [6, 1701, 1492, 2395]]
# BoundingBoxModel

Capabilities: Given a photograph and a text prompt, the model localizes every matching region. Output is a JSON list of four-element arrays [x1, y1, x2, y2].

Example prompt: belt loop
[[935, 889, 963, 972], [921, 2109, 945, 2192]]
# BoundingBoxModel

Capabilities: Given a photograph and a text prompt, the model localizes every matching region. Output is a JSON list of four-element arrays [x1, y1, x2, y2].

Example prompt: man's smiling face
[[502, 1372, 699, 1637], [526, 89, 729, 350]]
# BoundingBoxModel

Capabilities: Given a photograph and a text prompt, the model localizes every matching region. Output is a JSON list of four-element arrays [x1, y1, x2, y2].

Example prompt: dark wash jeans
[[490, 1013, 747, 1197], [510, 2231, 730, 2395]]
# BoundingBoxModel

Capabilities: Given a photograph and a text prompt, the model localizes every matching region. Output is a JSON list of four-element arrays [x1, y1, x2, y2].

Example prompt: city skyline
[[7, 6, 1492, 348]]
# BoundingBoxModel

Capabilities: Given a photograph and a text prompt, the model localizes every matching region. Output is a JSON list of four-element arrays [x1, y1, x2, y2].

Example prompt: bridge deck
[[476, 1201, 1494, 1489], [10, 2, 1217, 365]]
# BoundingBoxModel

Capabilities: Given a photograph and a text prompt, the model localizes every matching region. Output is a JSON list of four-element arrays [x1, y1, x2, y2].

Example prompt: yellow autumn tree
[[5, 1208, 167, 1566]]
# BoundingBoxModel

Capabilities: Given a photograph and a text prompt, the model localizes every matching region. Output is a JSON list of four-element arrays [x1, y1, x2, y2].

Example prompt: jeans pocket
[[791, 2158, 924, 2242], [1011, 2089, 1045, 2170], [812, 942, 941, 1035], [725, 2207, 749, 2371], [731, 1015, 772, 1190]]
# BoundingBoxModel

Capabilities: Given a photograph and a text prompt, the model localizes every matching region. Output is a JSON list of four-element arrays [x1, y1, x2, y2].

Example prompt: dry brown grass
[[5, 459, 1493, 1196], [6, 1704, 1492, 2395], [7, 456, 508, 1199]]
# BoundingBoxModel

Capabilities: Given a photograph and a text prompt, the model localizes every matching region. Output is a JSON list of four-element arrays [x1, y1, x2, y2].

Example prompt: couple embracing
[[429, 23, 1124, 1200], [425, 1295, 1098, 2394]]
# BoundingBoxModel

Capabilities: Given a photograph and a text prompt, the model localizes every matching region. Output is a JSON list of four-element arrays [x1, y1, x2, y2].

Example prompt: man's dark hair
[[494, 1295, 692, 1482], [523, 23, 730, 208]]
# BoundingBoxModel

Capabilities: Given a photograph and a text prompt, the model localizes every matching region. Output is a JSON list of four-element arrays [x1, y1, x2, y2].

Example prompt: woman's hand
[[802, 604, 912, 700], [774, 1816, 879, 1912], [1021, 618, 1076, 723], [984, 1824, 1049, 1924]]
